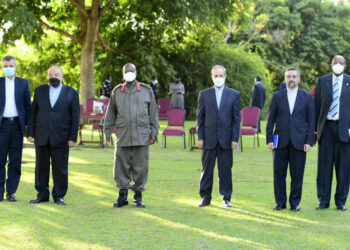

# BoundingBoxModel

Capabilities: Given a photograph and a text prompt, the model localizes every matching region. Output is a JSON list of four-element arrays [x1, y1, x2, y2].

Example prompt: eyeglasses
[[286, 75, 298, 79]]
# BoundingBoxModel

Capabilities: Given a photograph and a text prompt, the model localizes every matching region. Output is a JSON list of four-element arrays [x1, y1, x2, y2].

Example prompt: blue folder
[[273, 135, 279, 148]]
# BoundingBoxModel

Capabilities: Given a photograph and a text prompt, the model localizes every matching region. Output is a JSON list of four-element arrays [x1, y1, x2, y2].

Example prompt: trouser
[[0, 119, 23, 195], [114, 145, 149, 192], [199, 145, 233, 202], [35, 144, 69, 199], [273, 141, 306, 208], [317, 120, 350, 207]]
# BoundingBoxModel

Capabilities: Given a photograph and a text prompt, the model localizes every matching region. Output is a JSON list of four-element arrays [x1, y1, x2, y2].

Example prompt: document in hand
[[273, 134, 279, 148]]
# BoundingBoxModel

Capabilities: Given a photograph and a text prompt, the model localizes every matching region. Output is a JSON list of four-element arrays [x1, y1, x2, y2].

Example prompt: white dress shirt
[[287, 87, 298, 114], [3, 77, 18, 117], [327, 74, 343, 120], [215, 86, 224, 109]]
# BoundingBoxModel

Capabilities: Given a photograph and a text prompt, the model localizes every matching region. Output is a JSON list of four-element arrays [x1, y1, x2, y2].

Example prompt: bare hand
[[27, 136, 34, 143], [231, 141, 238, 150], [304, 144, 311, 152], [198, 139, 204, 149], [149, 137, 156, 145], [68, 141, 75, 147], [267, 142, 274, 150], [106, 138, 111, 147]]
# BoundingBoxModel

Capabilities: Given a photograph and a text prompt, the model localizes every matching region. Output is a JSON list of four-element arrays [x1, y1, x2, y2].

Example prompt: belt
[[327, 119, 338, 123], [2, 117, 19, 121]]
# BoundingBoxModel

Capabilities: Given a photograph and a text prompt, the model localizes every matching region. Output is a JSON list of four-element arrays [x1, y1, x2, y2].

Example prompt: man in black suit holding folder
[[266, 68, 315, 211]]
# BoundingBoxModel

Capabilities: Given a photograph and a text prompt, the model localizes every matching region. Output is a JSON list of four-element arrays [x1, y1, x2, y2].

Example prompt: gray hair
[[211, 65, 226, 75], [2, 55, 16, 64]]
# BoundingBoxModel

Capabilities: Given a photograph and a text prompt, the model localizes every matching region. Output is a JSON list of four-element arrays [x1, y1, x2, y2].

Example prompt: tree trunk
[[80, 18, 99, 105]]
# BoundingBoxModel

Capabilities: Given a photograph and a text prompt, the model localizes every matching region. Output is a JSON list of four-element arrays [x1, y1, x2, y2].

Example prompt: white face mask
[[153, 80, 158, 84], [213, 77, 225, 88], [124, 72, 136, 82], [332, 63, 345, 75]]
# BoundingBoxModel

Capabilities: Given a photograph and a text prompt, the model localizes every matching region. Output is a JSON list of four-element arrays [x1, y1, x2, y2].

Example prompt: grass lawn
[[1, 120, 349, 249]]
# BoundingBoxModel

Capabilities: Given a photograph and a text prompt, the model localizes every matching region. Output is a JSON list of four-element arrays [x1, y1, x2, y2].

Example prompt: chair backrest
[[168, 109, 186, 127], [241, 107, 260, 127], [158, 98, 170, 113], [85, 98, 95, 112], [100, 99, 109, 107]]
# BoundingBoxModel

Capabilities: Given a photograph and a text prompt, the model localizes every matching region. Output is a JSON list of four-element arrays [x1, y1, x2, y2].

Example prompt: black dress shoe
[[316, 203, 329, 210], [273, 204, 286, 211], [291, 205, 300, 212], [336, 205, 346, 211], [113, 200, 128, 208], [6, 193, 17, 202], [198, 199, 210, 207], [29, 197, 49, 204], [223, 200, 232, 207], [54, 197, 66, 205], [133, 200, 146, 208]]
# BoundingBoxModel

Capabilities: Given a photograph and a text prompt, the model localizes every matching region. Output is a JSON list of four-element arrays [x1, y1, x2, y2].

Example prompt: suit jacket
[[27, 84, 80, 148], [266, 88, 315, 151], [197, 86, 240, 150], [0, 77, 31, 134], [314, 73, 350, 142], [250, 82, 266, 109]]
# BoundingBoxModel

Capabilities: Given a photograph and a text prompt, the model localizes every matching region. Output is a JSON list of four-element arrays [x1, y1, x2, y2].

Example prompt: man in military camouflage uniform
[[104, 63, 159, 208]]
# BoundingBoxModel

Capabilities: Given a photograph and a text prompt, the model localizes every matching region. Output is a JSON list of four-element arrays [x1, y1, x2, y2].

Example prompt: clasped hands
[[27, 137, 75, 147], [267, 142, 311, 152], [197, 140, 238, 150]]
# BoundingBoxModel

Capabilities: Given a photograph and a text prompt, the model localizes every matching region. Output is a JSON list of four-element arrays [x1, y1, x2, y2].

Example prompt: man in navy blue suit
[[314, 55, 350, 211], [27, 66, 80, 205], [266, 68, 315, 211], [196, 65, 240, 207], [250, 76, 266, 133], [0, 55, 31, 202]]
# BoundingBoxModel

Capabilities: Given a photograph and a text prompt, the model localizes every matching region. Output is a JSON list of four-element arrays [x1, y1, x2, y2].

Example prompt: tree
[[0, 0, 240, 104]]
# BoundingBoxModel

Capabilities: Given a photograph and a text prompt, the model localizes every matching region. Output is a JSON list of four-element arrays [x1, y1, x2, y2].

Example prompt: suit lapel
[[281, 89, 291, 114], [52, 84, 67, 109], [219, 87, 228, 111], [0, 78, 5, 113], [211, 87, 219, 112], [292, 89, 302, 116], [14, 77, 19, 110], [340, 74, 350, 101]]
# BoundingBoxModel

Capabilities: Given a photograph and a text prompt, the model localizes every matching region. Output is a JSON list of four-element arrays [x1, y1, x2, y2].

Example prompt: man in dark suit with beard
[[196, 65, 240, 208], [266, 68, 315, 212], [27, 66, 80, 205], [314, 55, 350, 211]]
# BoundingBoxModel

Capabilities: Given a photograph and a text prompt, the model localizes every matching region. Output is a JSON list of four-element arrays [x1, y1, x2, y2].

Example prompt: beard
[[288, 81, 296, 88]]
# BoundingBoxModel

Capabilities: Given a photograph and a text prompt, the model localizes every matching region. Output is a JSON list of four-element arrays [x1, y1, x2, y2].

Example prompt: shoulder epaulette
[[139, 82, 151, 89]]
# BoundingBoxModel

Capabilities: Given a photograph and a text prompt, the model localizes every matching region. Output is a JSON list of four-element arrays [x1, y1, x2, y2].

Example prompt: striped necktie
[[328, 77, 339, 118]]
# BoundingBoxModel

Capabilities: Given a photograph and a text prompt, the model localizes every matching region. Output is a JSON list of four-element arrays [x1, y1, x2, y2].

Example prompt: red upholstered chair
[[162, 109, 186, 150], [100, 99, 109, 107], [82, 98, 95, 118], [158, 98, 170, 120], [239, 107, 260, 152]]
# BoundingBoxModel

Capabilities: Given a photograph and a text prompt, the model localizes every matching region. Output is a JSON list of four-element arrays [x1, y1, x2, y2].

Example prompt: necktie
[[329, 77, 339, 118]]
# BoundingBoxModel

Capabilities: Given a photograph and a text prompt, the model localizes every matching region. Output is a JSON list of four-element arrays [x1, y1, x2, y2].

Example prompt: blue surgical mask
[[3, 67, 15, 77]]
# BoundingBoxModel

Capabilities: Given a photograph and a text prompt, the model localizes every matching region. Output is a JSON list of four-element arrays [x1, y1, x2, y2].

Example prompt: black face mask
[[49, 77, 61, 87]]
